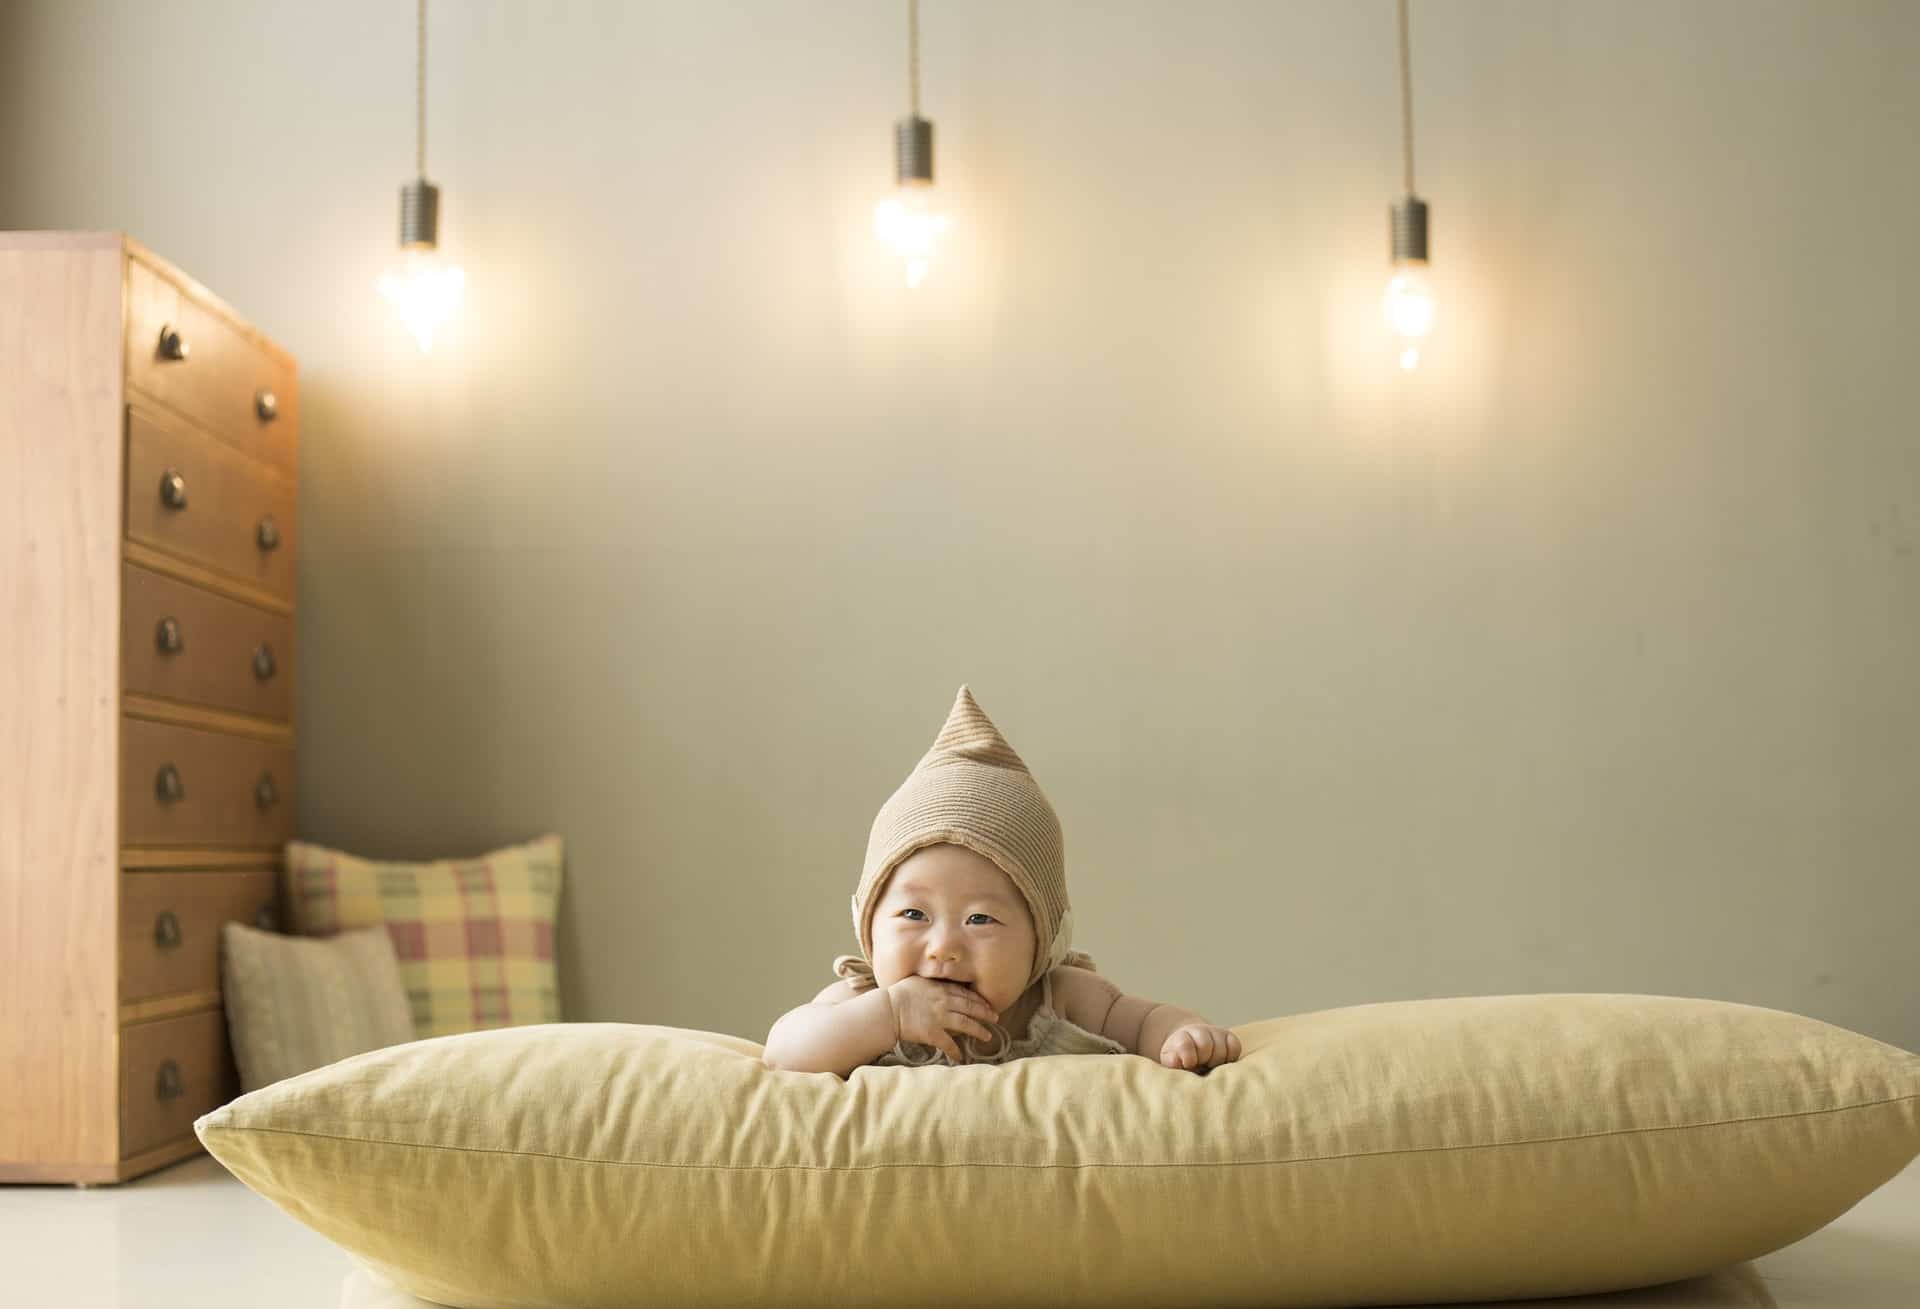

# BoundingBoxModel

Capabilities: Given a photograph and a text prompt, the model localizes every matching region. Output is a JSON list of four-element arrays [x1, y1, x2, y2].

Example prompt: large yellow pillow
[[195, 993, 1920, 1309]]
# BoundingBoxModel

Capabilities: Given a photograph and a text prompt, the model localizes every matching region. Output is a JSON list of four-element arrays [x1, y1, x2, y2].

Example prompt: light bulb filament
[[1382, 259, 1435, 370]]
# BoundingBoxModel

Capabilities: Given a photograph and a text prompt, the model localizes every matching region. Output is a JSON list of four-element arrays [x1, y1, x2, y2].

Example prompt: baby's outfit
[[831, 684, 1128, 1068]]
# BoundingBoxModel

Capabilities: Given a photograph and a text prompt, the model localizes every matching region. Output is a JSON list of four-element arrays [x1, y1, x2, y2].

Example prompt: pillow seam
[[209, 1089, 1920, 1172]]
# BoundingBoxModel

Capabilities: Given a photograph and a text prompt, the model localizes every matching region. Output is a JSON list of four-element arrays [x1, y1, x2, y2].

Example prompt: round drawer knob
[[253, 906, 278, 931], [155, 763, 186, 804], [155, 617, 184, 655], [254, 772, 279, 809], [257, 515, 281, 552], [159, 469, 188, 510], [154, 910, 183, 950], [252, 643, 276, 680], [157, 325, 190, 361], [256, 389, 279, 422], [155, 1059, 184, 1102]]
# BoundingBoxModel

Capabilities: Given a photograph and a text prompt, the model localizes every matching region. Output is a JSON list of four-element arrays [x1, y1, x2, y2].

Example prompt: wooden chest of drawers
[[0, 232, 299, 1183]]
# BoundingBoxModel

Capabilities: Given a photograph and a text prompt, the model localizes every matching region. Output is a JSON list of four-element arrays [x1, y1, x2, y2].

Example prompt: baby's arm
[[762, 980, 898, 1077], [1055, 966, 1231, 1067]]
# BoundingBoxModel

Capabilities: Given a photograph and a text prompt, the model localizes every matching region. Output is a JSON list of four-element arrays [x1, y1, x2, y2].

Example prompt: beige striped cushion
[[221, 922, 417, 1093]]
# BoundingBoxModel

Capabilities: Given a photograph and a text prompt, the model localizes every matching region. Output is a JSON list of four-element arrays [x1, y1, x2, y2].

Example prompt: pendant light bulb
[[876, 1, 948, 289], [1384, 198, 1434, 372], [379, 243, 466, 353], [1384, 0, 1433, 372], [874, 178, 949, 290], [1384, 277, 1434, 370], [381, 0, 464, 351]]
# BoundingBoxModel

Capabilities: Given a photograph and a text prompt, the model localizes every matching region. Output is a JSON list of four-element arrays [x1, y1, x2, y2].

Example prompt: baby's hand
[[885, 976, 1000, 1063], [1159, 1023, 1241, 1073]]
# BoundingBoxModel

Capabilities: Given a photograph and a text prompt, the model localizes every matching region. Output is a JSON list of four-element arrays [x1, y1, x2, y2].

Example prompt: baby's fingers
[[951, 1018, 996, 1043], [947, 985, 998, 1022], [1161, 1029, 1198, 1068], [1191, 1029, 1242, 1072]]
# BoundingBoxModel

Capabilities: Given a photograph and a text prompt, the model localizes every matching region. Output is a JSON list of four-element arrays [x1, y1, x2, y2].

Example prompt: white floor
[[2, 1154, 1917, 1308]]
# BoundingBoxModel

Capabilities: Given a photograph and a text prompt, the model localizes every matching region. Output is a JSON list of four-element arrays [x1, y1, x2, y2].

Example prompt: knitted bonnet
[[832, 685, 1096, 997]]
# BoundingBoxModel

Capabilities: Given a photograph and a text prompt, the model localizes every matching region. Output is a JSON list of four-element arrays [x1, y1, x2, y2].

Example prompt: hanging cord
[[416, 0, 428, 177], [908, 0, 921, 118], [1397, 0, 1414, 195]]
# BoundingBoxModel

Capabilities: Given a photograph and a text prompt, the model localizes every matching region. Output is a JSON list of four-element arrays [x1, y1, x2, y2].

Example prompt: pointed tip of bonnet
[[925, 683, 1028, 774]]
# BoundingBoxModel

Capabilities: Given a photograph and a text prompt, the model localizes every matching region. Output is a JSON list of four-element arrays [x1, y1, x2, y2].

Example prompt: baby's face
[[869, 843, 1038, 1017]]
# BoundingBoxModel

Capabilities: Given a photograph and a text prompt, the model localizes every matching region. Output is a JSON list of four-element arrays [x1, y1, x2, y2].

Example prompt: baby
[[763, 685, 1242, 1078]]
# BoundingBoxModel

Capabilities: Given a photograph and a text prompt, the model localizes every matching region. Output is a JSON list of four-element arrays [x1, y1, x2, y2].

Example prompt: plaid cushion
[[284, 834, 563, 1038]]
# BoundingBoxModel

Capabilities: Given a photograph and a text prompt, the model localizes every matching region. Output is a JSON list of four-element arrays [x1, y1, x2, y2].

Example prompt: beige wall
[[4, 1, 1915, 1052]]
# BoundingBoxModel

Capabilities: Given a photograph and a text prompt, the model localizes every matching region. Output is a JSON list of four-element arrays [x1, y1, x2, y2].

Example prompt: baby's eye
[[900, 909, 926, 921], [968, 914, 996, 926]]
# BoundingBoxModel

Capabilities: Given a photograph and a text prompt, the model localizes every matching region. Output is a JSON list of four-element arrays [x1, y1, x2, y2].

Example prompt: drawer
[[120, 1008, 236, 1160], [121, 870, 280, 1006], [125, 406, 296, 602], [121, 716, 295, 848], [121, 562, 295, 722], [125, 254, 297, 478]]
